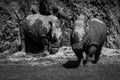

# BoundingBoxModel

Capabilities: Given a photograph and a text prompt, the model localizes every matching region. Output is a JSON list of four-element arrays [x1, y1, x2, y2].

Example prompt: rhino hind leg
[[92, 46, 102, 64], [83, 45, 97, 66]]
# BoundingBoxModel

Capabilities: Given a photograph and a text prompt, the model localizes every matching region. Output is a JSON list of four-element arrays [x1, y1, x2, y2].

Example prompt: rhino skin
[[19, 13, 61, 54], [63, 18, 107, 68]]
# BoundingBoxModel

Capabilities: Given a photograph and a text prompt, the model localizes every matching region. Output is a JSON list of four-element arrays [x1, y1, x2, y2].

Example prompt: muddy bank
[[0, 47, 120, 80], [0, 63, 120, 80]]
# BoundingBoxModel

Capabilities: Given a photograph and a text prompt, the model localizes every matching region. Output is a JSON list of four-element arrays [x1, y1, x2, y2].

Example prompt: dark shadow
[[25, 35, 46, 54], [63, 60, 81, 69], [26, 39, 44, 54]]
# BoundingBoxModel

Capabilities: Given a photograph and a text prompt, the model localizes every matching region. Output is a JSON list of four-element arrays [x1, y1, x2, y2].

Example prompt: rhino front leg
[[43, 38, 50, 55], [43, 45, 49, 55]]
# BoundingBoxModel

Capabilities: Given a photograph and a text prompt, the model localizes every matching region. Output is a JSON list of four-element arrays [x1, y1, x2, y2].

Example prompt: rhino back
[[83, 20, 107, 47], [21, 18, 51, 41], [71, 20, 107, 50]]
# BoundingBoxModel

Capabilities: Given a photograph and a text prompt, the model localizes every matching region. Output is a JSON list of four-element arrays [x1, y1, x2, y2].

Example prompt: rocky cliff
[[0, 0, 120, 54]]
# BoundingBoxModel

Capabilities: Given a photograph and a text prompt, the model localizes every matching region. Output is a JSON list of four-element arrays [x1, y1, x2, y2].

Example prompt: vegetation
[[0, 0, 120, 54]]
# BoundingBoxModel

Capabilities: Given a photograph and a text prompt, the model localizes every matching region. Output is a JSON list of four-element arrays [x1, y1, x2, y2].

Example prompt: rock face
[[45, 0, 120, 49], [0, 0, 120, 54]]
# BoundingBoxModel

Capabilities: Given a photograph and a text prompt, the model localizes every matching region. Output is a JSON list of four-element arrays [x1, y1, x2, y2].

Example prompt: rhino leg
[[21, 38, 25, 52], [84, 45, 97, 65], [73, 49, 84, 66], [42, 38, 50, 55], [43, 46, 49, 55], [20, 29, 26, 53], [92, 46, 102, 64], [19, 24, 26, 53]]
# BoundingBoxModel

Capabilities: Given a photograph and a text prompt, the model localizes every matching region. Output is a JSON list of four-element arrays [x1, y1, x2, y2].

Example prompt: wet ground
[[0, 63, 120, 80]]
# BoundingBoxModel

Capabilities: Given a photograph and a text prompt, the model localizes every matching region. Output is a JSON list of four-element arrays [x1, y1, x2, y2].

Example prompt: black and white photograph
[[0, 0, 120, 80]]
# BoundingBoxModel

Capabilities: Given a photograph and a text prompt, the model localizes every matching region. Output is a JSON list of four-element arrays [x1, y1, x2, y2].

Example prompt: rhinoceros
[[64, 15, 107, 68], [19, 13, 62, 54]]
